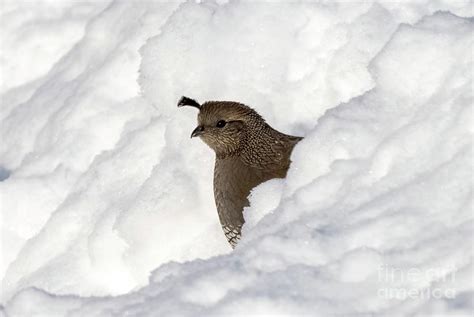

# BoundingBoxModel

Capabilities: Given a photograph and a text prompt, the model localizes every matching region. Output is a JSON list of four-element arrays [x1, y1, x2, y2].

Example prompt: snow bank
[[0, 1, 111, 94], [1, 0, 472, 316]]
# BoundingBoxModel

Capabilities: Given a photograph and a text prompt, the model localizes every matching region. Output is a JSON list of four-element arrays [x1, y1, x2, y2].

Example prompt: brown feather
[[180, 98, 302, 248]]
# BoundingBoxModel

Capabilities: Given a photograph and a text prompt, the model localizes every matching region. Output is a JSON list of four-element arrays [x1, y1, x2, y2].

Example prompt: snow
[[1, 0, 473, 316]]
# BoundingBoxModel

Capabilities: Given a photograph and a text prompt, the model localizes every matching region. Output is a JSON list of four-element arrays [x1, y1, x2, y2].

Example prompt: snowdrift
[[1, 1, 472, 316]]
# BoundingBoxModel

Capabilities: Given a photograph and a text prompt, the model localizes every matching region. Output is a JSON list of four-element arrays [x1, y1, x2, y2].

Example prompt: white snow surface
[[1, 0, 473, 316]]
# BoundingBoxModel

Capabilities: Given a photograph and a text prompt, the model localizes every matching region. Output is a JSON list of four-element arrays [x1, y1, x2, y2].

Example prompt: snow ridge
[[1, 1, 472, 316]]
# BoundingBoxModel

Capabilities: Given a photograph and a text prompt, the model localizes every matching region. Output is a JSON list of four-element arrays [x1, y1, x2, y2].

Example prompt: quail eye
[[216, 120, 226, 128]]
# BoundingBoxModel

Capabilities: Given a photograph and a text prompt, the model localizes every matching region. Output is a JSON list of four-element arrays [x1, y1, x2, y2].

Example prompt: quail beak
[[191, 125, 204, 138]]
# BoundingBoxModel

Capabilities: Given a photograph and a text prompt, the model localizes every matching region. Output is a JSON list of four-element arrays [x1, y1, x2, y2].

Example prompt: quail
[[178, 96, 302, 248]]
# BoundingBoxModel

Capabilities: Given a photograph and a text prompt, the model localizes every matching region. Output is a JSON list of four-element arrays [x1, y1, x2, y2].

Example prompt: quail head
[[178, 96, 302, 248]]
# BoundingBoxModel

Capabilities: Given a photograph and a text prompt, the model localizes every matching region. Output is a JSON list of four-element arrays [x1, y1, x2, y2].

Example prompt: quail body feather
[[178, 97, 302, 248]]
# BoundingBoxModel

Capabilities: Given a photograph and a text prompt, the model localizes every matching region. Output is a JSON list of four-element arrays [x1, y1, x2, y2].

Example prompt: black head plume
[[177, 96, 201, 110]]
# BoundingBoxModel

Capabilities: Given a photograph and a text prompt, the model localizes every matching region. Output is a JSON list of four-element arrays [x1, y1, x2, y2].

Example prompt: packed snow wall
[[1, 1, 472, 316]]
